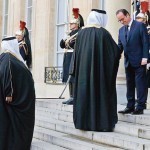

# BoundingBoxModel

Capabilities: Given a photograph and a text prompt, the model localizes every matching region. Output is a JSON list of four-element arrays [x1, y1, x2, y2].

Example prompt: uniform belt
[[64, 49, 73, 52]]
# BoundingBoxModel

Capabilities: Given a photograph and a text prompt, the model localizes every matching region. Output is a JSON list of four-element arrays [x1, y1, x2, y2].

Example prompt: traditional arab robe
[[0, 37, 35, 150], [73, 9, 121, 131]]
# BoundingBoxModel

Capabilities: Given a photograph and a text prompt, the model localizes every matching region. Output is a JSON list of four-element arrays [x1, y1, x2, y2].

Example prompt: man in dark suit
[[116, 9, 149, 115]]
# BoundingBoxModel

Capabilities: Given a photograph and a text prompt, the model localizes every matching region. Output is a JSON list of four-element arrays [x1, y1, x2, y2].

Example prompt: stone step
[[35, 99, 150, 149], [36, 99, 72, 112], [36, 106, 73, 123], [36, 105, 150, 130], [35, 115, 150, 140], [35, 116, 94, 140], [36, 99, 150, 126], [118, 104, 150, 126], [92, 131, 150, 150], [115, 121, 150, 140], [33, 126, 123, 150], [31, 138, 69, 150], [34, 126, 150, 150]]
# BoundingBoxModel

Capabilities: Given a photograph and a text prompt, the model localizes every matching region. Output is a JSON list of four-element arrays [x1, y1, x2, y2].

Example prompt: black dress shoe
[[131, 109, 143, 115], [66, 98, 73, 105], [62, 98, 73, 105], [62, 101, 67, 104], [118, 107, 134, 114]]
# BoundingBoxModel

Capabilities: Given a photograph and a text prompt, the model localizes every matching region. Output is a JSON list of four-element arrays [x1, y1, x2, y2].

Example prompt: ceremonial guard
[[60, 8, 84, 105], [19, 21, 32, 68], [15, 30, 28, 65]]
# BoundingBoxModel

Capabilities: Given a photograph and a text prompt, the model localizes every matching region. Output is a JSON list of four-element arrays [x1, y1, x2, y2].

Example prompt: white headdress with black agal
[[1, 36, 25, 64], [87, 9, 108, 28], [1, 37, 26, 97]]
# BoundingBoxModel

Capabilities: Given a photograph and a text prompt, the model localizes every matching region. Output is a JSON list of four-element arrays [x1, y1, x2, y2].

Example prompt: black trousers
[[125, 64, 148, 110]]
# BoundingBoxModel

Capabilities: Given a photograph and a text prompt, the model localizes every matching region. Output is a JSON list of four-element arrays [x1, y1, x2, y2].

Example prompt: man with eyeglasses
[[116, 9, 149, 115]]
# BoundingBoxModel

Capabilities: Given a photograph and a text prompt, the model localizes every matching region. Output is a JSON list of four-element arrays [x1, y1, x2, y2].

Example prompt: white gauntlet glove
[[147, 63, 150, 70]]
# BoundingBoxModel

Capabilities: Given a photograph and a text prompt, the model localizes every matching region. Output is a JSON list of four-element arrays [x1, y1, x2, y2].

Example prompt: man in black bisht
[[0, 37, 35, 149], [72, 9, 120, 131]]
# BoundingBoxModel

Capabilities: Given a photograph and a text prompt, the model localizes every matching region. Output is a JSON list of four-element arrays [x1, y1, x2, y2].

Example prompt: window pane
[[3, 0, 9, 37], [5, 0, 8, 14], [57, 0, 66, 23], [57, 53, 64, 67], [28, 31, 32, 40], [27, 8, 32, 30], [56, 0, 69, 66], [57, 25, 66, 52], [4, 16, 8, 35], [26, 0, 32, 41], [28, 0, 32, 7]]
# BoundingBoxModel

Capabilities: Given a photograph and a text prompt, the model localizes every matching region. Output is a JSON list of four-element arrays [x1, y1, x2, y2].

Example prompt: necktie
[[125, 25, 129, 41]]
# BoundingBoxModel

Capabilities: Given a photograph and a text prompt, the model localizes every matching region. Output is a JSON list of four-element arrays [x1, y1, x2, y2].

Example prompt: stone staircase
[[31, 99, 150, 150]]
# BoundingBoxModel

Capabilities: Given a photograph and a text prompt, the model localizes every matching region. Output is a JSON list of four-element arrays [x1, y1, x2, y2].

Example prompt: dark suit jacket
[[118, 20, 149, 67]]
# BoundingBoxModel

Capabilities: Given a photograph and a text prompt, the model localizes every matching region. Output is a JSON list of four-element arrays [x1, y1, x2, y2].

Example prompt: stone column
[[105, 0, 131, 77], [31, 0, 56, 97], [7, 0, 26, 36]]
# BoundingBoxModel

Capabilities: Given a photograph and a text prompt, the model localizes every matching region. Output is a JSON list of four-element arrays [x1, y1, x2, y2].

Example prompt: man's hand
[[141, 58, 147, 65], [6, 97, 12, 103]]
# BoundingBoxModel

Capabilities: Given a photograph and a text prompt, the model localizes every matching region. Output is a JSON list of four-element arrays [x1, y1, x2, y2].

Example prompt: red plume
[[72, 8, 79, 19], [141, 1, 149, 13], [20, 20, 26, 30]]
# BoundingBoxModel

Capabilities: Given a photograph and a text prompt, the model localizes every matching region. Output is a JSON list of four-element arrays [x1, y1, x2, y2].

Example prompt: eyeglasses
[[118, 15, 127, 23]]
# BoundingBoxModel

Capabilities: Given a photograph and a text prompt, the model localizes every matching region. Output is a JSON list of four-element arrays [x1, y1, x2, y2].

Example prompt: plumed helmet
[[70, 18, 80, 24], [136, 12, 146, 19], [20, 20, 26, 30], [15, 30, 24, 36], [70, 8, 84, 28]]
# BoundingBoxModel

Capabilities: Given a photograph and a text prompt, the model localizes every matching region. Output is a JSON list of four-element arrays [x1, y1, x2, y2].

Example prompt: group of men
[[0, 6, 149, 150], [60, 8, 149, 132]]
